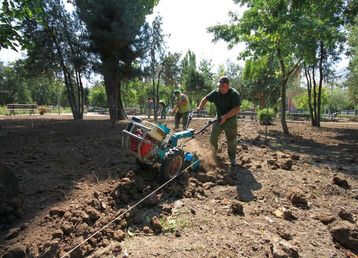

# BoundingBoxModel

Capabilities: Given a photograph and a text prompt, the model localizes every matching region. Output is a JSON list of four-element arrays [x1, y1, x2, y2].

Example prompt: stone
[[52, 229, 63, 239], [151, 216, 162, 234], [231, 201, 244, 216], [143, 226, 151, 234], [332, 177, 351, 190], [85, 207, 100, 222], [291, 154, 300, 160], [61, 222, 73, 235], [317, 214, 336, 225], [271, 240, 299, 258], [49, 207, 65, 217], [338, 209, 355, 223], [280, 160, 293, 170], [283, 210, 297, 221], [329, 221, 358, 253], [288, 191, 309, 210], [203, 182, 215, 190], [175, 230, 181, 237], [113, 230, 125, 241]]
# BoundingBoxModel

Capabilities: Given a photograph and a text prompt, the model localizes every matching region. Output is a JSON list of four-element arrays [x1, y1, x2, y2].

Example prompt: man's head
[[174, 90, 181, 96], [218, 76, 230, 94]]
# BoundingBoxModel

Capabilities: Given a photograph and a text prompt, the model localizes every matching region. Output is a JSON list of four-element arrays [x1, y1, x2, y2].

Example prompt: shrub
[[257, 108, 275, 125], [240, 100, 254, 111]]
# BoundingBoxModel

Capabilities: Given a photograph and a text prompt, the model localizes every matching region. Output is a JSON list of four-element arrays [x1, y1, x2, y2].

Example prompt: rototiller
[[121, 114, 217, 180]]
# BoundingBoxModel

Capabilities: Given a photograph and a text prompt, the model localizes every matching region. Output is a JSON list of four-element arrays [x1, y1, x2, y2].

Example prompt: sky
[[0, 0, 245, 70], [148, 0, 246, 69], [0, 0, 349, 73]]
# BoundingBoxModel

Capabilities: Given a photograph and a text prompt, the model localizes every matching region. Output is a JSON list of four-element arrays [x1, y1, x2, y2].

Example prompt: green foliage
[[0, 106, 7, 115], [0, 0, 42, 50], [162, 52, 182, 87], [75, 0, 159, 120], [209, 0, 357, 132], [293, 87, 329, 112], [240, 100, 254, 111], [326, 87, 352, 112], [347, 17, 358, 106], [88, 83, 107, 107], [241, 56, 280, 108], [257, 108, 275, 125], [181, 51, 212, 106]]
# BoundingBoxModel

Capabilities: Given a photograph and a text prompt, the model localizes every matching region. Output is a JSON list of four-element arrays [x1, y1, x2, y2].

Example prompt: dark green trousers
[[210, 117, 237, 162], [175, 112, 189, 129]]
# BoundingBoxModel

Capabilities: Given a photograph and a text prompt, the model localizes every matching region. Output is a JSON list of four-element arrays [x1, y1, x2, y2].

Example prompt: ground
[[0, 114, 357, 258]]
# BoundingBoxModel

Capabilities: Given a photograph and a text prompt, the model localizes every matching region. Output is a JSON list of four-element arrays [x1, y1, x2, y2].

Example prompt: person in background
[[172, 90, 190, 130], [197, 76, 241, 169], [147, 97, 153, 119], [159, 100, 167, 120]]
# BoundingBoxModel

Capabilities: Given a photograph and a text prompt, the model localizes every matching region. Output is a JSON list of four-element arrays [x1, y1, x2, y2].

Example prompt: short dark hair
[[219, 76, 230, 85], [174, 90, 181, 95]]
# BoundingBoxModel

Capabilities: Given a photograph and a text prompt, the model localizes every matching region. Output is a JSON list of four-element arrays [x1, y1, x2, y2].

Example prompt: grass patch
[[0, 106, 7, 115], [158, 215, 190, 233]]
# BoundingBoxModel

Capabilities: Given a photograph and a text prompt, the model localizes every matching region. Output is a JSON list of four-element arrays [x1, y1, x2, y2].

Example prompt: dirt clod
[[329, 221, 358, 253], [338, 209, 355, 223], [230, 200, 244, 216], [333, 177, 351, 190]]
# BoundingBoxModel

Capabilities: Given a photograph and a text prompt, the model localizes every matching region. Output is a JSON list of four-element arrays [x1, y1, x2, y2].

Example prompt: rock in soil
[[338, 209, 355, 223], [329, 221, 358, 253], [332, 177, 351, 190], [288, 191, 309, 210], [151, 216, 162, 234], [317, 214, 336, 225], [230, 201, 245, 216], [271, 239, 299, 258]]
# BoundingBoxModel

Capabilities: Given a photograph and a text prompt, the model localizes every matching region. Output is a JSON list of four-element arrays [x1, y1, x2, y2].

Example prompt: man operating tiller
[[197, 76, 241, 171]]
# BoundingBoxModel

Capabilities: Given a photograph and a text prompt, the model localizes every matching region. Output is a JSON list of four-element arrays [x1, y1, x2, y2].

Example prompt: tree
[[347, 17, 358, 108], [162, 52, 181, 88], [299, 0, 349, 127], [180, 51, 211, 106], [241, 56, 281, 108], [0, 61, 32, 104], [0, 0, 41, 50], [209, 0, 304, 134], [209, 0, 357, 132], [88, 82, 107, 107], [21, 0, 89, 119], [75, 0, 158, 124], [146, 16, 167, 121]]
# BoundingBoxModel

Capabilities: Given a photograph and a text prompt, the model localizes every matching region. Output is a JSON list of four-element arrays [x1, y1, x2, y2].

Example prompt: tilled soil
[[0, 115, 357, 258]]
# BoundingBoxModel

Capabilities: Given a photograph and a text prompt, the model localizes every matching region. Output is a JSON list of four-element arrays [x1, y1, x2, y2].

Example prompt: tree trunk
[[117, 82, 127, 120], [304, 67, 315, 126], [316, 41, 325, 128], [280, 78, 289, 135], [103, 60, 127, 125]]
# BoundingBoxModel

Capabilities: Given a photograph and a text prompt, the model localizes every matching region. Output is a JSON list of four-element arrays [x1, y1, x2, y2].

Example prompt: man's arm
[[220, 105, 240, 125], [197, 97, 208, 110]]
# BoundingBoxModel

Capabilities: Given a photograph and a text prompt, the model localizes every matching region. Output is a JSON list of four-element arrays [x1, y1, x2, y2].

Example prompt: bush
[[0, 106, 7, 115], [241, 100, 254, 111], [257, 108, 275, 125]]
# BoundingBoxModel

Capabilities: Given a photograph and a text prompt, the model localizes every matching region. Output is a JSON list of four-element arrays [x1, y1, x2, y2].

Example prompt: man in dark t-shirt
[[197, 76, 241, 168]]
